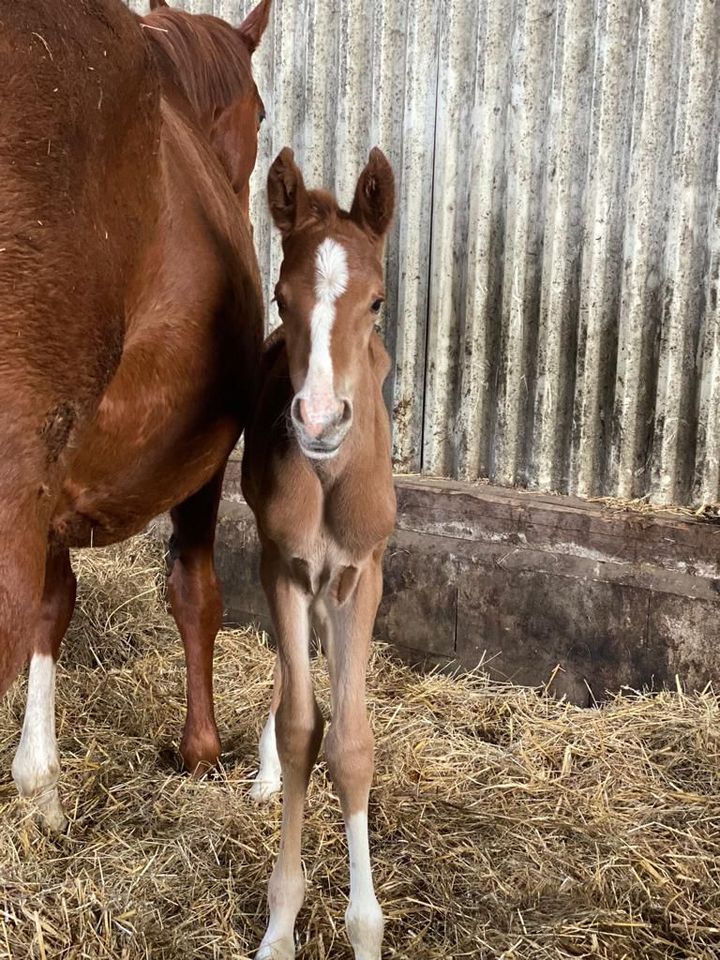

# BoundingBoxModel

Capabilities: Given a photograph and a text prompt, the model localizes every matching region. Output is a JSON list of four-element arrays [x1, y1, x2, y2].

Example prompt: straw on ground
[[1, 536, 719, 959]]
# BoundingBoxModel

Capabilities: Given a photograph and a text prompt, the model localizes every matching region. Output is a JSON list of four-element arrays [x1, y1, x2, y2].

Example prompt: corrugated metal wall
[[129, 0, 720, 506]]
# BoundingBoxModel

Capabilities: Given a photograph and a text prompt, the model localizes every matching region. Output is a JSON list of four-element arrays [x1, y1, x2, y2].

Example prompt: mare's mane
[[142, 9, 253, 122]]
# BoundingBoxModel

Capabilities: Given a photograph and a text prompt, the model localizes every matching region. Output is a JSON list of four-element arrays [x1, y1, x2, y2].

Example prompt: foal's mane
[[142, 9, 253, 121], [302, 190, 350, 230]]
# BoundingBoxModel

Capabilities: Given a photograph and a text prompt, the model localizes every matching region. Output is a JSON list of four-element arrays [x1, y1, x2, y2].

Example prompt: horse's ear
[[267, 147, 310, 238], [350, 148, 395, 246], [149, 0, 168, 9], [238, 0, 272, 54]]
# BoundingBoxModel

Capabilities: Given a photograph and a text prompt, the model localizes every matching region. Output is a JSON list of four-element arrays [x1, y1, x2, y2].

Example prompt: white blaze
[[297, 238, 348, 431]]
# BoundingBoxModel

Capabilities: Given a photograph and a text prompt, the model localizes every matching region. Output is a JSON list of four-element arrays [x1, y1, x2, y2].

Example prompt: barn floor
[[1, 538, 719, 960]]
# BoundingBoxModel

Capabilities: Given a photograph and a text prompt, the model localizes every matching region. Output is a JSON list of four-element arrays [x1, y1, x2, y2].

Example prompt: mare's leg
[[325, 556, 385, 960], [257, 545, 323, 960], [249, 655, 282, 802], [12, 547, 76, 831], [167, 471, 224, 773]]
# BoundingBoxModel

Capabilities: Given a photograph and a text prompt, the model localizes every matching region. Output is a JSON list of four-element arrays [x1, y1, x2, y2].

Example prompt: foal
[[242, 148, 396, 960]]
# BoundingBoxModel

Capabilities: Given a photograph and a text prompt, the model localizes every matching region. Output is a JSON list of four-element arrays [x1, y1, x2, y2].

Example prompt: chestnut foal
[[242, 148, 396, 960]]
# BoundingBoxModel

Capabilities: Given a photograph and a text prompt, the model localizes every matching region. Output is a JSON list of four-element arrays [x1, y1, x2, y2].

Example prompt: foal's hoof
[[248, 775, 281, 804], [35, 788, 67, 833], [256, 934, 295, 960]]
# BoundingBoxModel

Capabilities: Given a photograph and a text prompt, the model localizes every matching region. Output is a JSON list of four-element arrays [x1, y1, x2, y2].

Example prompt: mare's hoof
[[180, 732, 221, 776]]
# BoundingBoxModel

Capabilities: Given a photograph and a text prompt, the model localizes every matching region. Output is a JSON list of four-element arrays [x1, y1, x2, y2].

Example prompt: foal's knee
[[325, 721, 374, 806], [276, 696, 324, 780]]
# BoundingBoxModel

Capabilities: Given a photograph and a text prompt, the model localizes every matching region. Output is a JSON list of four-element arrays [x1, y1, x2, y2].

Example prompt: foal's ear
[[267, 148, 311, 238], [349, 148, 395, 245], [237, 0, 272, 54], [148, 0, 168, 9]]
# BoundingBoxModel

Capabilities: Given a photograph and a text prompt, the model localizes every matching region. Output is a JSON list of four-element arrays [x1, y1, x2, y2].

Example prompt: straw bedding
[[1, 536, 719, 959]]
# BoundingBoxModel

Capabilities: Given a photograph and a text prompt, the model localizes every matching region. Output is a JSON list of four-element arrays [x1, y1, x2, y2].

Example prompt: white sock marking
[[296, 238, 348, 434], [345, 811, 384, 960], [12, 653, 66, 829], [249, 709, 282, 803]]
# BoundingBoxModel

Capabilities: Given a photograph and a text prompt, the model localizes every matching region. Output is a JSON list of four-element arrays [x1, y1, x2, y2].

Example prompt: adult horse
[[3, 0, 271, 830]]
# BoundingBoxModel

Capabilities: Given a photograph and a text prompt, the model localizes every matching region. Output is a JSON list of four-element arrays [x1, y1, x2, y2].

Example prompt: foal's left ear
[[267, 147, 311, 238], [350, 148, 395, 246], [237, 0, 272, 54], [149, 0, 169, 8]]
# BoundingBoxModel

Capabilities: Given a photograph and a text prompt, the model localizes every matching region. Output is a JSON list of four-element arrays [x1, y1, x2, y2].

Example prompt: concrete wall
[[129, 0, 720, 506], [209, 463, 720, 704]]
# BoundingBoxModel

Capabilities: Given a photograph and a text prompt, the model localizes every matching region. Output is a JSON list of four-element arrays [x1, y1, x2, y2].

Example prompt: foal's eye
[[370, 298, 384, 314], [274, 293, 286, 312]]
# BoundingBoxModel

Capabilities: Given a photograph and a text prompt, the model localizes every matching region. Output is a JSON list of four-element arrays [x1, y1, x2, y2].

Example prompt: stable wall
[[129, 0, 720, 506]]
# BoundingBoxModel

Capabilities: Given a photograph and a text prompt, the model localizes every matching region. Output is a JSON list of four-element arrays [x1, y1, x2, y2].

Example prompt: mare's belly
[[50, 415, 239, 549]]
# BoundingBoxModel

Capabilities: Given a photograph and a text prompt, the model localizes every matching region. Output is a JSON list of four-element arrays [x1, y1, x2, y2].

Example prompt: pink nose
[[298, 397, 344, 438]]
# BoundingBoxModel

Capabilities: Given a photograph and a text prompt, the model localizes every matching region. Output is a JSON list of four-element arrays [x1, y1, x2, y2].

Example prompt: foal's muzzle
[[291, 395, 353, 459]]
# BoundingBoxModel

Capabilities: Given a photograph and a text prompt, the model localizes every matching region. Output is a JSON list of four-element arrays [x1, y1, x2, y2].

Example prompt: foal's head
[[144, 0, 271, 212], [267, 148, 395, 461]]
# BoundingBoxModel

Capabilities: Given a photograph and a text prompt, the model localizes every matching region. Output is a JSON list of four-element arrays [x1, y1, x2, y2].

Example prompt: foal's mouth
[[297, 436, 344, 461]]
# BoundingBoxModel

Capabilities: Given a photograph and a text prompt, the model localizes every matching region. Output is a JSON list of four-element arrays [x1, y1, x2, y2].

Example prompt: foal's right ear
[[149, 0, 169, 9], [267, 148, 311, 238]]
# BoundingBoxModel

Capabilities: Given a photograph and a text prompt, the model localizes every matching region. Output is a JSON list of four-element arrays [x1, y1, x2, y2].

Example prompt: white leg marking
[[249, 709, 282, 803], [256, 808, 306, 960], [11, 653, 66, 830], [345, 812, 383, 960], [296, 238, 349, 439], [256, 869, 304, 960]]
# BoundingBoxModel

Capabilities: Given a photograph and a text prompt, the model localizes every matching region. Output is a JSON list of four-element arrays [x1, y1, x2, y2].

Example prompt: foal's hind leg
[[12, 548, 76, 831], [167, 471, 224, 773], [249, 655, 282, 802]]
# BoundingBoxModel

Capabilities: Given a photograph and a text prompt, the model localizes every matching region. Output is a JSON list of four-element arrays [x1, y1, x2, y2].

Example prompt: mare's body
[[5, 0, 271, 829]]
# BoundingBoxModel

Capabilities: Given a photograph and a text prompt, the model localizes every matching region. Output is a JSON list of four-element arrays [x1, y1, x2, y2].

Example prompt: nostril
[[339, 399, 352, 425], [290, 396, 303, 424]]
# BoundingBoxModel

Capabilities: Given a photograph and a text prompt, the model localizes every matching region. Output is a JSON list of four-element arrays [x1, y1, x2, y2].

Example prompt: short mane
[[305, 189, 348, 229], [143, 9, 253, 123]]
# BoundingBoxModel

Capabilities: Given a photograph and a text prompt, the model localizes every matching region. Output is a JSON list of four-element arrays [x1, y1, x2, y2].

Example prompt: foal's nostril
[[291, 394, 352, 443], [339, 399, 353, 425]]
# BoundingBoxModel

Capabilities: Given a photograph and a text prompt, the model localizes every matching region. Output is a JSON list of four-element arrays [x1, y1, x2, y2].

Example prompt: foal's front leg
[[12, 548, 76, 831], [257, 548, 324, 960], [325, 557, 384, 960]]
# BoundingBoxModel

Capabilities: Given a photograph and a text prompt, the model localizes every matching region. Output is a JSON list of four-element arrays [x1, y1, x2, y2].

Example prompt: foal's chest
[[256, 461, 394, 579]]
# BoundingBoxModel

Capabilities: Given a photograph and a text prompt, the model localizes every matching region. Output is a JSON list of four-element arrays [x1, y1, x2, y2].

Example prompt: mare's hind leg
[[167, 471, 224, 774], [12, 548, 76, 831], [249, 655, 282, 802]]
